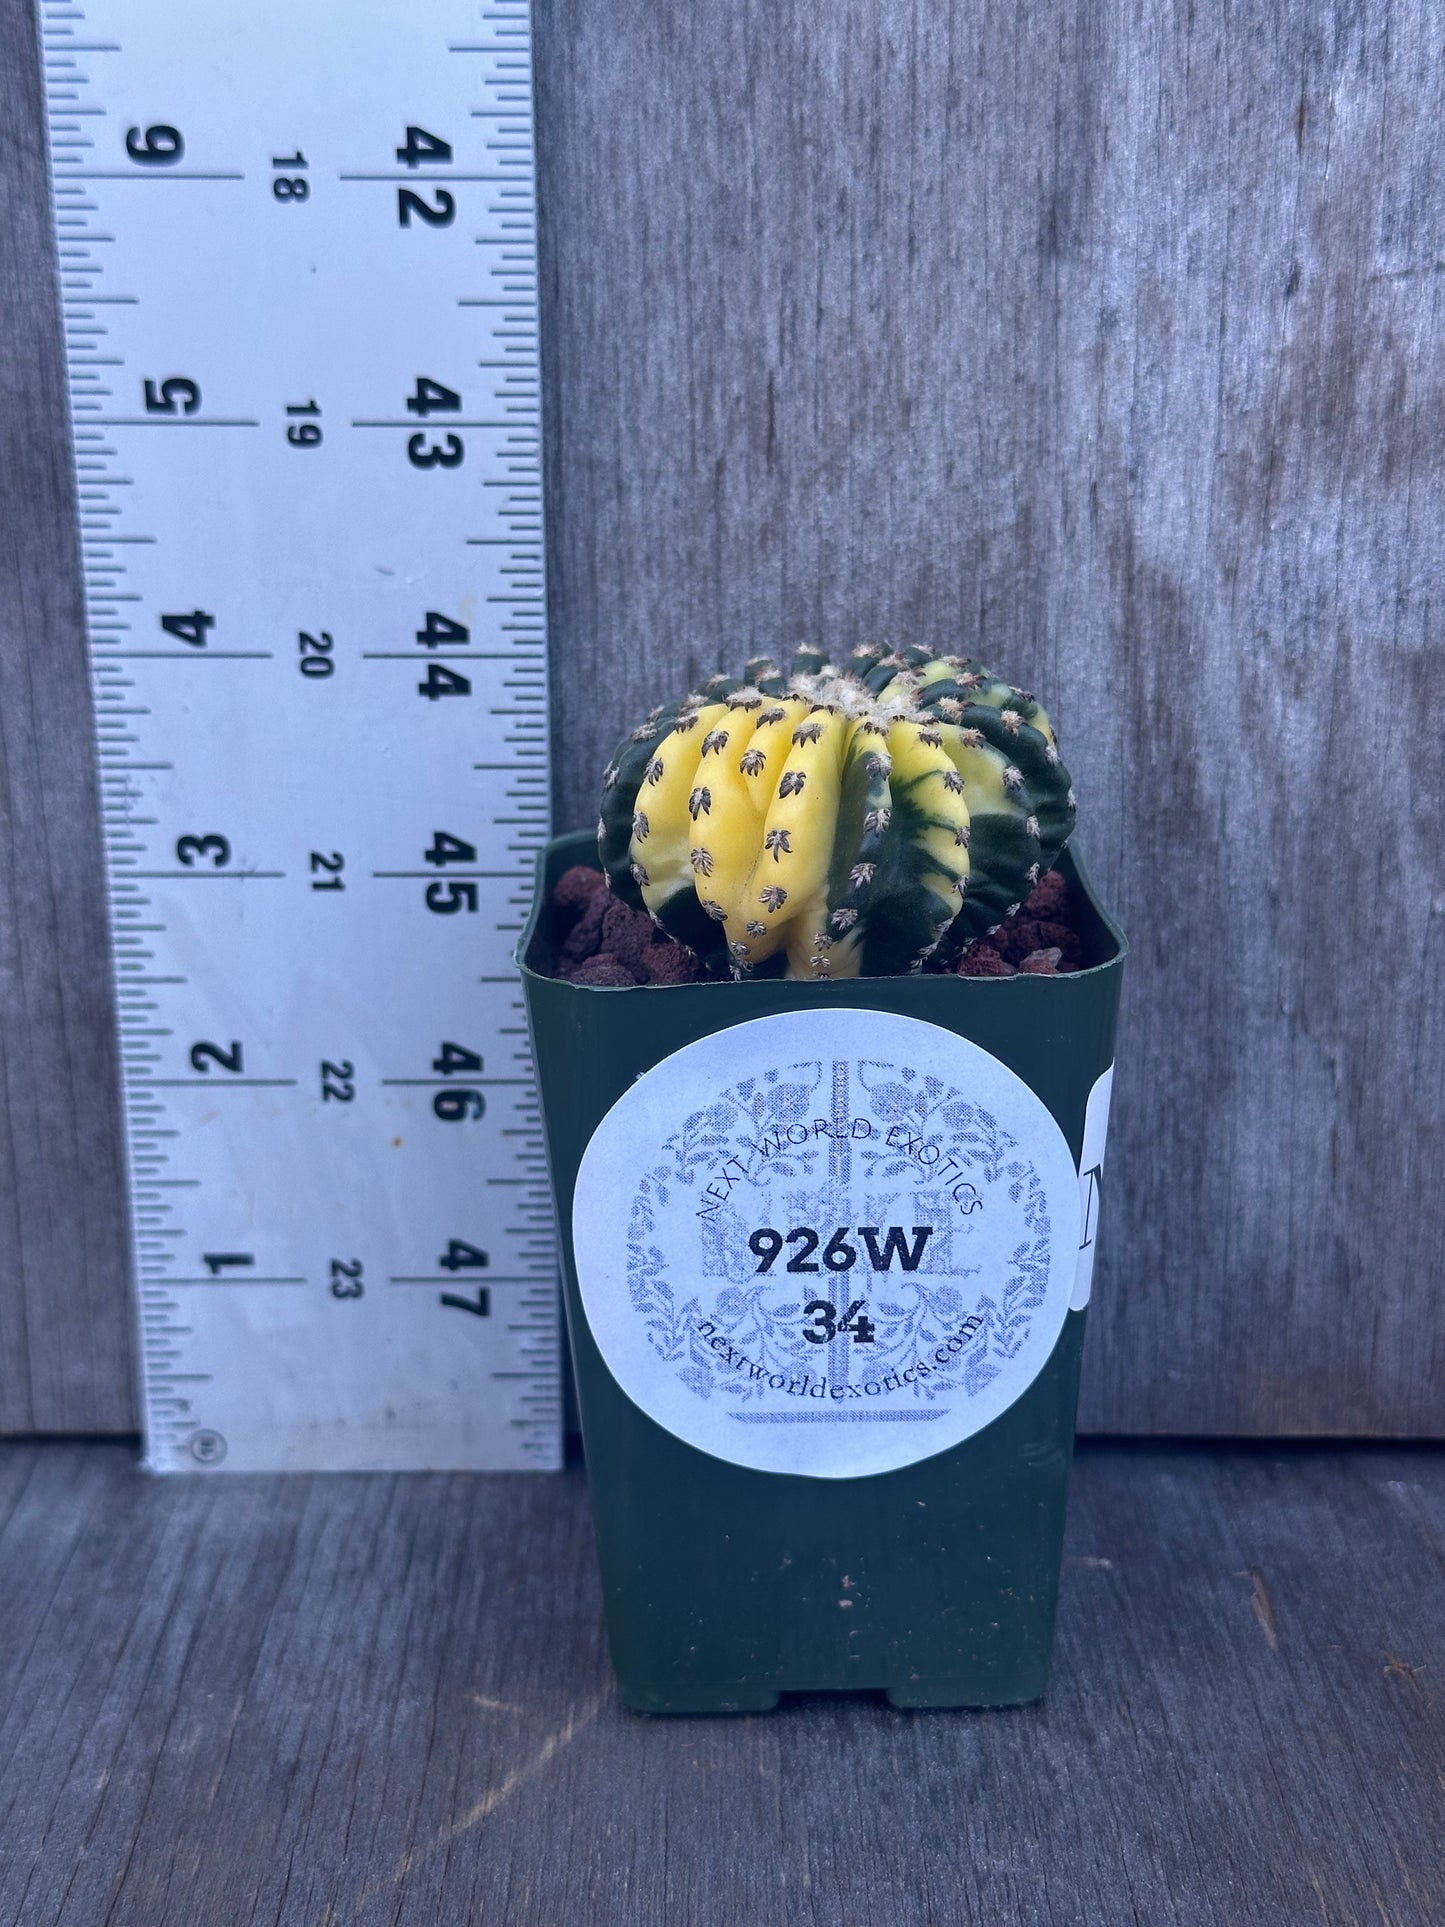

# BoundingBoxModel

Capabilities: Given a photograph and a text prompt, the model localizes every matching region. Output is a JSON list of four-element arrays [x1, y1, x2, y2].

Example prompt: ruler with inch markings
[[39, 0, 561, 1471]]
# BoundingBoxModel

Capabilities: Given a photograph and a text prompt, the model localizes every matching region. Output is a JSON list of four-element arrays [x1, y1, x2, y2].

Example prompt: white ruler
[[38, 0, 561, 1471]]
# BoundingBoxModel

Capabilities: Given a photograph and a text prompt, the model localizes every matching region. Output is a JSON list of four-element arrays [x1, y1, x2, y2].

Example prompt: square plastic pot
[[519, 829, 1126, 1713]]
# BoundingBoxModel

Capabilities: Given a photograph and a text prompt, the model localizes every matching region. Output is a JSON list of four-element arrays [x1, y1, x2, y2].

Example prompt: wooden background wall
[[1, 0, 1440, 1437]]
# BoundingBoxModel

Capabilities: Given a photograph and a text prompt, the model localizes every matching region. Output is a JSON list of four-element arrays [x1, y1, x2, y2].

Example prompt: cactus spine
[[598, 647, 1074, 980]]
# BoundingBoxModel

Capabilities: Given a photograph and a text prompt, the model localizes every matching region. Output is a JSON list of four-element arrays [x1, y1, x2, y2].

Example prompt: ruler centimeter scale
[[38, 0, 561, 1471]]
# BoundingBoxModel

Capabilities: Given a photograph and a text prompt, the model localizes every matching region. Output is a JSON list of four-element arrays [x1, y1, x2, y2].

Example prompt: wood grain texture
[[0, 1440, 1440, 1925], [530, 0, 1445, 1433], [0, 0, 1441, 1433], [0, 0, 134, 1431]]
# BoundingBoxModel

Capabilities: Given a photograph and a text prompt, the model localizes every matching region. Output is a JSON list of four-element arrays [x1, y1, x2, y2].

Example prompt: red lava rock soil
[[952, 866, 1085, 977], [542, 866, 708, 985], [537, 862, 1089, 985]]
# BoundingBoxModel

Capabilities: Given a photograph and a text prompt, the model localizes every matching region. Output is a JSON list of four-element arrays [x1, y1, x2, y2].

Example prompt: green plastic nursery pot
[[519, 829, 1127, 1714]]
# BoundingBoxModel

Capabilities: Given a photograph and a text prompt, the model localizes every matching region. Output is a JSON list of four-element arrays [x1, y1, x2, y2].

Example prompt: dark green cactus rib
[[899, 659, 1076, 944], [598, 699, 688, 913]]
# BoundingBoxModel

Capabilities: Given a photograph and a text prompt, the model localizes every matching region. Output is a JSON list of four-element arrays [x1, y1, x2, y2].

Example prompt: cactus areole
[[598, 644, 1076, 981]]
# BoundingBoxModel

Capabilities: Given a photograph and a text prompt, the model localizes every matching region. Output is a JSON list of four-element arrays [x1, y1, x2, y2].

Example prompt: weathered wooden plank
[[0, 0, 1441, 1433], [530, 0, 1445, 1434], [0, 1441, 1440, 1925], [0, 0, 134, 1432]]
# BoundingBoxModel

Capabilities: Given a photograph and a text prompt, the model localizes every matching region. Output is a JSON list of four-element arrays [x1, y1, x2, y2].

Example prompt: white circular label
[[572, 1008, 1081, 1480]]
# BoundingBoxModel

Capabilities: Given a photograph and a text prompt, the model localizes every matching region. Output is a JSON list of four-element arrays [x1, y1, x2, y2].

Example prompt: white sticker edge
[[1071, 1061, 1115, 1310]]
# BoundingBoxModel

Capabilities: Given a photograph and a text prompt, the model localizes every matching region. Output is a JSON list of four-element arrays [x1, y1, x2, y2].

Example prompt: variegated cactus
[[597, 645, 1075, 980]]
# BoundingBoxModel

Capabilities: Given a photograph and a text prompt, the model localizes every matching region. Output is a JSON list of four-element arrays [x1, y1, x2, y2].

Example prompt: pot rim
[[516, 827, 1129, 990]]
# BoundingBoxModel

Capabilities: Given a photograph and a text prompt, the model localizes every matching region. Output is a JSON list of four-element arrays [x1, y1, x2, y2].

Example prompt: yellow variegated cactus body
[[598, 646, 1074, 980]]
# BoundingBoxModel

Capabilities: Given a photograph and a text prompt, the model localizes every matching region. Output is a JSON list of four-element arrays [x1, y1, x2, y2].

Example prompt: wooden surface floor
[[0, 1441, 1440, 1927]]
